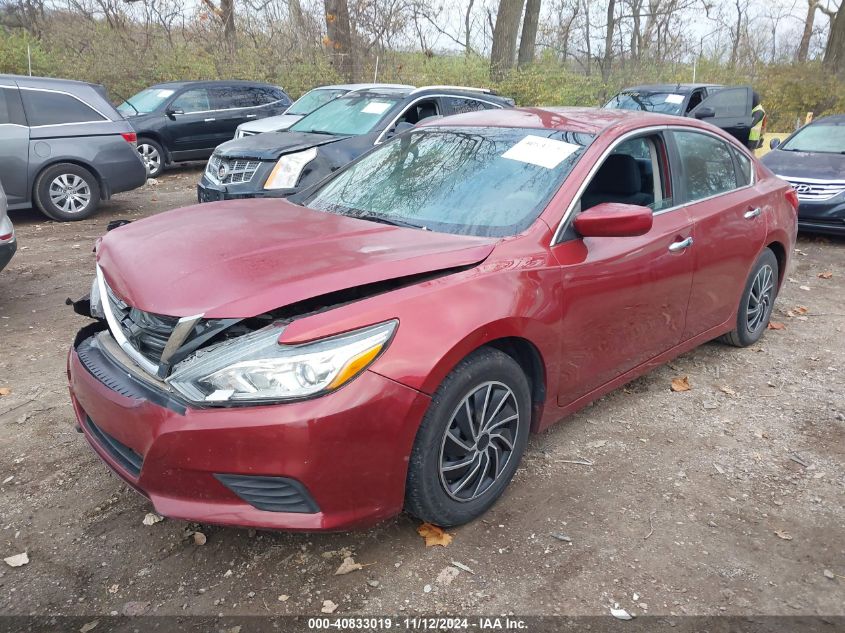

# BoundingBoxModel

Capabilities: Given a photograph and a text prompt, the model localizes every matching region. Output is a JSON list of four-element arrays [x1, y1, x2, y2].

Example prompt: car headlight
[[166, 319, 397, 405], [264, 148, 317, 190]]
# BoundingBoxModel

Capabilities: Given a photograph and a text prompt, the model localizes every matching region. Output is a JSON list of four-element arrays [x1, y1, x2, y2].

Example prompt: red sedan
[[67, 107, 798, 530]]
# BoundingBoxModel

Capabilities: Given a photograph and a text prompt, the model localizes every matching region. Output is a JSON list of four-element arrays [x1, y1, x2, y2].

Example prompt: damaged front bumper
[[68, 325, 431, 531]]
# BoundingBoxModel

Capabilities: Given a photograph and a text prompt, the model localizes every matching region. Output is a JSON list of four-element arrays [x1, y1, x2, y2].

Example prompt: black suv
[[605, 83, 757, 145], [196, 85, 514, 202], [118, 80, 291, 177]]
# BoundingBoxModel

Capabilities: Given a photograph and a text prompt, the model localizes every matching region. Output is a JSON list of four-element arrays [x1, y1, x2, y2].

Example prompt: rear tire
[[33, 163, 100, 222], [137, 138, 164, 178], [405, 348, 531, 527], [720, 248, 779, 347]]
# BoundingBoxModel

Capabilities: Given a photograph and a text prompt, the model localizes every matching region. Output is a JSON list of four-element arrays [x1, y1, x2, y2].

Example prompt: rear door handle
[[204, 118, 216, 122], [246, 114, 258, 119], [744, 207, 762, 219], [669, 237, 694, 252]]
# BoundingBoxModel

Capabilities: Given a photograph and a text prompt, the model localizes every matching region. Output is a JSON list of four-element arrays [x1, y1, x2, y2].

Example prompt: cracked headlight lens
[[166, 320, 397, 405]]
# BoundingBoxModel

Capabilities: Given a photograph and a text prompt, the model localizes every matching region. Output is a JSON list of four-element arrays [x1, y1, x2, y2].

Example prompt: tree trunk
[[730, 0, 743, 68], [517, 0, 541, 68], [601, 0, 616, 81], [490, 0, 526, 80], [583, 0, 591, 75], [825, 8, 845, 76], [221, 0, 236, 50], [797, 0, 819, 62], [465, 0, 475, 55], [325, 0, 354, 81]]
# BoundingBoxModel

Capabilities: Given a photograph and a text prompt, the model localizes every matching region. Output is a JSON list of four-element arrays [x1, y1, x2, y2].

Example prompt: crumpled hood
[[762, 149, 845, 181], [97, 199, 496, 318], [215, 131, 350, 161]]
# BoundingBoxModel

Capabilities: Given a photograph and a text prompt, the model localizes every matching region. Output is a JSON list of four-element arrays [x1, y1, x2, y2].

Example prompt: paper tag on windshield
[[665, 93, 685, 104], [362, 101, 391, 115], [156, 89, 175, 98], [502, 136, 581, 169]]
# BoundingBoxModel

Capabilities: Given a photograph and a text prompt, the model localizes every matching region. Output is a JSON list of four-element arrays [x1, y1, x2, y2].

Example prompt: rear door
[[689, 86, 753, 145], [0, 84, 29, 206], [668, 129, 767, 339], [208, 85, 254, 143]]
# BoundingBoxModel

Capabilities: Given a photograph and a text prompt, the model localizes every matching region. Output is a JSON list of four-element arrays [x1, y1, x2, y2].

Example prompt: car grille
[[206, 155, 261, 184], [780, 176, 845, 202], [84, 417, 143, 478], [105, 285, 178, 365]]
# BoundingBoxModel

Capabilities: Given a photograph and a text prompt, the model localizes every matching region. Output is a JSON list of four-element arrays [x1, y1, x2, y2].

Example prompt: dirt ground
[[0, 166, 843, 619]]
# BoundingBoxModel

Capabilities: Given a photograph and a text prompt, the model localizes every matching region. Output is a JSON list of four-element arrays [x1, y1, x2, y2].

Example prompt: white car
[[233, 83, 414, 138]]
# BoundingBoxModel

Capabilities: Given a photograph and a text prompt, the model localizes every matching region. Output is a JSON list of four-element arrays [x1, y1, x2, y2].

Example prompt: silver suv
[[0, 74, 147, 221], [0, 181, 15, 273]]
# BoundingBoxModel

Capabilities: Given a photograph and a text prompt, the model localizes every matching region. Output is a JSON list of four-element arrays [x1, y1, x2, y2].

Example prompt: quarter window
[[0, 88, 26, 125], [445, 97, 494, 114], [673, 131, 738, 202], [172, 88, 211, 113], [733, 148, 753, 186], [20, 89, 106, 126]]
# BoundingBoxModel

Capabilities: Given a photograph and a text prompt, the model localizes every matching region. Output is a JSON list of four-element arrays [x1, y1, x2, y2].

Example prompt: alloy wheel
[[48, 174, 92, 215], [438, 381, 521, 502], [138, 143, 161, 175], [746, 263, 774, 333]]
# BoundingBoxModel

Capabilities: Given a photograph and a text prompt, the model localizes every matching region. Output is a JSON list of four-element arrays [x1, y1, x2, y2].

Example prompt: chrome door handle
[[669, 237, 694, 252], [246, 114, 258, 118], [204, 118, 216, 122], [744, 207, 762, 219]]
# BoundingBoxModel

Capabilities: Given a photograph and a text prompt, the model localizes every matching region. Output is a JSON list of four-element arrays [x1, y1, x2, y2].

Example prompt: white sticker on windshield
[[156, 89, 175, 98], [362, 101, 392, 115], [502, 135, 581, 169], [665, 93, 685, 104]]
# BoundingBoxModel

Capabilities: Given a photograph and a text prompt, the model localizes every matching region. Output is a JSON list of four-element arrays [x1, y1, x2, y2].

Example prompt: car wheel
[[137, 138, 164, 178], [405, 347, 531, 527], [720, 248, 779, 347], [33, 163, 101, 222]]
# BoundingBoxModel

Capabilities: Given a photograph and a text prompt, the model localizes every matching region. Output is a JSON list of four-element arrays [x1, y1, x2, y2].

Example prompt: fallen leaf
[[4, 552, 28, 567], [80, 621, 99, 633], [767, 321, 786, 330], [334, 556, 363, 575], [670, 376, 691, 392], [142, 513, 164, 526], [192, 531, 207, 545], [321, 599, 338, 614], [417, 522, 453, 547], [0, 387, 10, 397], [775, 530, 793, 541], [818, 271, 833, 279]]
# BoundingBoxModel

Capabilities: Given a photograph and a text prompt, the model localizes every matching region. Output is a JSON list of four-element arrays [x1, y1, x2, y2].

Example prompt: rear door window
[[0, 87, 26, 125], [172, 88, 212, 113], [672, 131, 739, 201], [691, 87, 751, 118], [444, 97, 497, 115], [20, 89, 106, 126]]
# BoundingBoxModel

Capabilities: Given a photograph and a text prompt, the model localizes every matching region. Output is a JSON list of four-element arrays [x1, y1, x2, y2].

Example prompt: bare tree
[[517, 0, 541, 67], [490, 0, 526, 79], [200, 0, 236, 51], [824, 2, 845, 74], [601, 0, 616, 80]]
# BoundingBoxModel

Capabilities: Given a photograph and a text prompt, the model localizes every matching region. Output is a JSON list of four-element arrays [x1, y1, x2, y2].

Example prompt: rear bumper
[[0, 238, 16, 272], [68, 332, 430, 531]]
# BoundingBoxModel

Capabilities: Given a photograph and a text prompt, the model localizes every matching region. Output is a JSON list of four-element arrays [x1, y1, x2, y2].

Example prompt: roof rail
[[411, 85, 494, 95]]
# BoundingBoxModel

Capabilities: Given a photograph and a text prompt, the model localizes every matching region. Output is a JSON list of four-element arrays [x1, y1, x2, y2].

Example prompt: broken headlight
[[264, 148, 317, 190], [166, 320, 397, 405]]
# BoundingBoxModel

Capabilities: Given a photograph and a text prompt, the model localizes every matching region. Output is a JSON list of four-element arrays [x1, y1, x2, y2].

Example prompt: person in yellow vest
[[748, 91, 766, 150]]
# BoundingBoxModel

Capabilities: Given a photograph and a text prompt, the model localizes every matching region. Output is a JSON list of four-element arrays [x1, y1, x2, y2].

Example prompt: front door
[[669, 130, 768, 339], [166, 87, 222, 157], [550, 133, 696, 406], [689, 86, 753, 145]]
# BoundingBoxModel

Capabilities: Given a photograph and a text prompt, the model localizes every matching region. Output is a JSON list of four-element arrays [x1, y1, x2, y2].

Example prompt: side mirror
[[693, 106, 715, 120], [769, 137, 781, 150], [165, 107, 184, 118], [385, 121, 415, 139], [573, 202, 653, 238]]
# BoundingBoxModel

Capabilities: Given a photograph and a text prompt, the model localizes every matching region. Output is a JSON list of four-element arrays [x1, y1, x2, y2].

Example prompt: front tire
[[405, 348, 531, 527], [137, 138, 164, 178], [720, 248, 779, 347], [33, 163, 101, 221]]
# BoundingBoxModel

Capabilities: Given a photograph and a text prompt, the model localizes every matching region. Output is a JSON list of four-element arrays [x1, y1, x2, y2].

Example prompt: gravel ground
[[0, 167, 843, 619]]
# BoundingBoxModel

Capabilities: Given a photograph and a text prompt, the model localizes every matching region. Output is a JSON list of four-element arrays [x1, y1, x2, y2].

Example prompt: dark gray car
[[0, 180, 15, 272], [0, 74, 147, 221]]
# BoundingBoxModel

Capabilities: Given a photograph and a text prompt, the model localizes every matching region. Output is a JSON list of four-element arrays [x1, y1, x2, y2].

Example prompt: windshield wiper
[[353, 213, 429, 231], [298, 129, 337, 135]]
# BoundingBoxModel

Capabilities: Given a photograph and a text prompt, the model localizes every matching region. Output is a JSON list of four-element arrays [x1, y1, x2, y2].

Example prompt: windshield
[[290, 94, 402, 136], [302, 127, 593, 237], [605, 91, 685, 115], [117, 87, 176, 115], [781, 123, 845, 154], [287, 88, 348, 116]]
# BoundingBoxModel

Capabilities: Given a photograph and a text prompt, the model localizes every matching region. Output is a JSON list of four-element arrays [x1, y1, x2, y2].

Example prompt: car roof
[[419, 106, 696, 135], [618, 83, 723, 94], [0, 74, 102, 89], [145, 79, 283, 89], [806, 114, 845, 126], [314, 83, 415, 91]]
